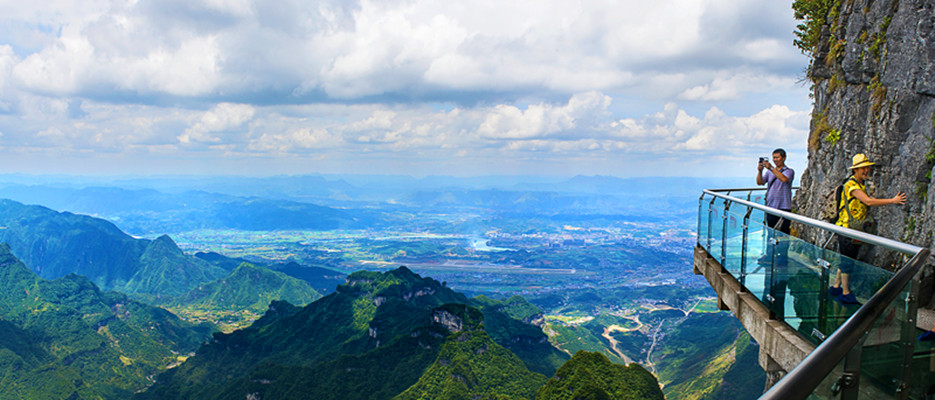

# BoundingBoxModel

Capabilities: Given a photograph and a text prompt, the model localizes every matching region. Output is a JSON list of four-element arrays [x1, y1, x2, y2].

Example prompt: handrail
[[703, 189, 923, 256], [760, 248, 930, 399]]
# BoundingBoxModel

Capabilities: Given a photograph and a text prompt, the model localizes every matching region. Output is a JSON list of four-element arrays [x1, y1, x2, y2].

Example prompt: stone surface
[[793, 0, 935, 299]]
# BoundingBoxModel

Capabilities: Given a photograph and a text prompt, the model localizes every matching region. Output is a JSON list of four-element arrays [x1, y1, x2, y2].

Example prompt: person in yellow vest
[[830, 153, 907, 304]]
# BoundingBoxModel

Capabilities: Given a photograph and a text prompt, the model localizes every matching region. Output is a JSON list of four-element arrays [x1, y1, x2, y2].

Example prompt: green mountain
[[471, 295, 568, 376], [137, 267, 583, 399], [125, 234, 229, 300], [395, 316, 548, 400], [0, 199, 227, 298], [161, 263, 323, 331], [537, 351, 664, 400], [171, 263, 321, 311], [0, 243, 216, 399]]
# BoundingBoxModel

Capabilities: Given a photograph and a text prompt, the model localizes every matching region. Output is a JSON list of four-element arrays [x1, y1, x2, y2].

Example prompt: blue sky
[[0, 0, 811, 178]]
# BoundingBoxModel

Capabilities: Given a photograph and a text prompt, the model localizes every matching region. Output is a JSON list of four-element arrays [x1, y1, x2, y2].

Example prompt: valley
[[0, 175, 762, 399]]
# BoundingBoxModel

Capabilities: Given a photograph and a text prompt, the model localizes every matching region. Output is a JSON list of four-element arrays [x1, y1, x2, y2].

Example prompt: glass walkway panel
[[697, 188, 931, 399]]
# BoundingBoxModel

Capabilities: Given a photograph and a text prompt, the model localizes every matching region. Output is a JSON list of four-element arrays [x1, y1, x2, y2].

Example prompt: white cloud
[[606, 102, 808, 157], [477, 91, 611, 140], [179, 103, 255, 144], [1, 0, 805, 103], [677, 70, 797, 101], [249, 127, 337, 152], [0, 1, 812, 176]]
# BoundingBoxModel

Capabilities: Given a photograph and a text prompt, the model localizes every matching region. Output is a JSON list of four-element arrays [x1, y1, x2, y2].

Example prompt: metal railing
[[697, 188, 931, 399]]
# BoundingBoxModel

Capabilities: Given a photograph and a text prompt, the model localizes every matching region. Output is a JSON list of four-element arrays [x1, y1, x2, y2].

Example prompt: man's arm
[[756, 163, 766, 186], [770, 166, 791, 183]]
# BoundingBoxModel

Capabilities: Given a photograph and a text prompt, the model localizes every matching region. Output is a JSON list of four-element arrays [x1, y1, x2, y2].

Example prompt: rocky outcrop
[[793, 0, 935, 284], [433, 310, 464, 333]]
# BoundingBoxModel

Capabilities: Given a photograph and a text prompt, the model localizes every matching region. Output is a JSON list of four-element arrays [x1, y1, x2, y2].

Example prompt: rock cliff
[[792, 0, 935, 285]]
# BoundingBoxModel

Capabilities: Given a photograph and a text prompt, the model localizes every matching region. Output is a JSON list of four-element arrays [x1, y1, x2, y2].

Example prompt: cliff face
[[793, 0, 935, 273]]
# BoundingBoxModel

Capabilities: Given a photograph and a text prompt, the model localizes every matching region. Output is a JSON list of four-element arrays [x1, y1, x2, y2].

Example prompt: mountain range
[[0, 175, 747, 237], [0, 199, 228, 298], [136, 267, 661, 399], [0, 243, 215, 399], [0, 186, 378, 236]]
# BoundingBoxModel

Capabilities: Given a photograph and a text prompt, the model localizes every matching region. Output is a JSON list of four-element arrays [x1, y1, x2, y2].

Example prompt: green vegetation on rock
[[395, 330, 547, 400], [793, 0, 843, 56], [536, 351, 664, 400]]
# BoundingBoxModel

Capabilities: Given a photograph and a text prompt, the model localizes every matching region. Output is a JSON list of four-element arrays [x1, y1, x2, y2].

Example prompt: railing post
[[816, 255, 831, 341], [697, 194, 705, 246], [740, 206, 753, 288], [721, 198, 731, 267], [707, 196, 717, 251], [897, 270, 922, 400], [837, 337, 865, 400]]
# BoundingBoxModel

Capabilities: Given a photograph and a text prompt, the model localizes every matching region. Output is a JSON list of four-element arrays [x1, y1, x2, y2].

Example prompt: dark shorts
[[766, 210, 792, 235], [838, 235, 860, 274]]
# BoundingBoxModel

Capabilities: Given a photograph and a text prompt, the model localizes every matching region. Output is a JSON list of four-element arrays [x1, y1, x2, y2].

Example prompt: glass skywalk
[[697, 188, 932, 399]]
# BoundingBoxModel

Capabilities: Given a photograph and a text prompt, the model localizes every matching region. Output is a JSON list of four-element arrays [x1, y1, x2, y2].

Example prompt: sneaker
[[918, 331, 935, 341], [837, 293, 860, 305], [829, 287, 842, 297]]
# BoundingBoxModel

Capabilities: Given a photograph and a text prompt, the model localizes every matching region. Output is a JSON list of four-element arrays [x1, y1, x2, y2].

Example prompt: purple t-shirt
[[764, 166, 794, 210]]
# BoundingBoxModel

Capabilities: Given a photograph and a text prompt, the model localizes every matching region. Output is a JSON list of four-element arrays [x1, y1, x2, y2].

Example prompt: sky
[[0, 0, 812, 178]]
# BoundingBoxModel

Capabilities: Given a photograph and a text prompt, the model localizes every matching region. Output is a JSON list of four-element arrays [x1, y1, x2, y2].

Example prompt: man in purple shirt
[[756, 148, 795, 319], [757, 148, 794, 234]]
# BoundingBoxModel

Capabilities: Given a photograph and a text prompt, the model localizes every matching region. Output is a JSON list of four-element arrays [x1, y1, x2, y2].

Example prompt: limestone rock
[[794, 0, 935, 296]]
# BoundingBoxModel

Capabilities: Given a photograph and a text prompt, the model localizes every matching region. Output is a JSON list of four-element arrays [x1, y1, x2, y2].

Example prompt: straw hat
[[849, 153, 876, 169]]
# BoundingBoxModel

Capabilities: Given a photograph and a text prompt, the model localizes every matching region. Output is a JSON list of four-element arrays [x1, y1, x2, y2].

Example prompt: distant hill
[[0, 176, 750, 236], [169, 263, 321, 311], [267, 260, 347, 295], [0, 185, 381, 235], [161, 263, 323, 331], [0, 199, 227, 298], [194, 252, 347, 295], [194, 250, 251, 271], [138, 267, 634, 399], [0, 243, 216, 399]]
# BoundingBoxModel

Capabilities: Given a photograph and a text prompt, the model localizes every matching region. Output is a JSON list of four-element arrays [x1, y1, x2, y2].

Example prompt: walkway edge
[[693, 245, 814, 383]]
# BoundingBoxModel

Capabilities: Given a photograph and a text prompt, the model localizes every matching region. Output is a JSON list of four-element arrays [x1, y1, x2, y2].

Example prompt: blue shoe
[[837, 293, 860, 305], [919, 331, 935, 341], [829, 287, 842, 297]]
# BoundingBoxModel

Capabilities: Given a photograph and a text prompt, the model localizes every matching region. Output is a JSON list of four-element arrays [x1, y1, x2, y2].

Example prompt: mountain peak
[[0, 242, 37, 280], [537, 351, 664, 400], [152, 234, 181, 250], [0, 242, 15, 262]]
